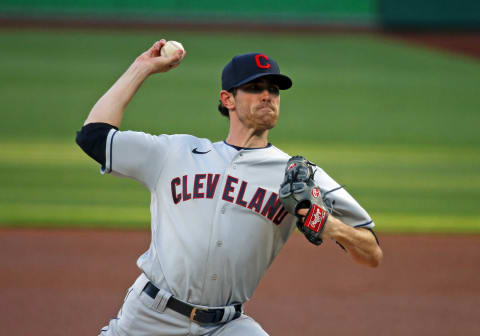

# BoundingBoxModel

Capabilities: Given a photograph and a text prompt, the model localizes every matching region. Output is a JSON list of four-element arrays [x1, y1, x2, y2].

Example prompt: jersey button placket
[[202, 154, 238, 301]]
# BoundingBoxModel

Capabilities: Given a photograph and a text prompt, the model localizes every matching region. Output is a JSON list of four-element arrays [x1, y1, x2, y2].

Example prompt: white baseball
[[161, 41, 185, 64]]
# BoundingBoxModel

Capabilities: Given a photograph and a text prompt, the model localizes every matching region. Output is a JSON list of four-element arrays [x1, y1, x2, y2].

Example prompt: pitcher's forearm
[[324, 217, 383, 267]]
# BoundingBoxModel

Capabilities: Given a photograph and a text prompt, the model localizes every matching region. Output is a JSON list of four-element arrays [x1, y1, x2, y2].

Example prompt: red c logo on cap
[[255, 54, 271, 69]]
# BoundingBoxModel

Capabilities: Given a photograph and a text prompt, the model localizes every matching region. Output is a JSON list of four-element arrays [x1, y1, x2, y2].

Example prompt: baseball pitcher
[[76, 39, 382, 336]]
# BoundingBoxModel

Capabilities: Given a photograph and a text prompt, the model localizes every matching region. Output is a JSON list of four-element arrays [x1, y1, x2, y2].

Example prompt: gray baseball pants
[[99, 273, 268, 336]]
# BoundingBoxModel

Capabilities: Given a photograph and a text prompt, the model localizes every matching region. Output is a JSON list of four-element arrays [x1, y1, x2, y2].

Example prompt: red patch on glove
[[287, 162, 297, 170], [304, 204, 328, 233]]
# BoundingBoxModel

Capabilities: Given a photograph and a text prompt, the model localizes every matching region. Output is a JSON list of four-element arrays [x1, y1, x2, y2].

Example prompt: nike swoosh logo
[[192, 147, 211, 154]]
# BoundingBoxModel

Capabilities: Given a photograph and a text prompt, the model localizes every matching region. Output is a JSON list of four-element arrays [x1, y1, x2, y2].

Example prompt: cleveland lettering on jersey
[[170, 173, 288, 225]]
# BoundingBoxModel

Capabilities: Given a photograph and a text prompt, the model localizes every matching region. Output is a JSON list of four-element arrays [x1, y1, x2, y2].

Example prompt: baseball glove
[[279, 156, 330, 246]]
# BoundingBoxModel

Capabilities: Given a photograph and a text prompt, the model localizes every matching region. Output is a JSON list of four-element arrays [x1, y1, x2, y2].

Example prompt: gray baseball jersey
[[102, 129, 374, 307]]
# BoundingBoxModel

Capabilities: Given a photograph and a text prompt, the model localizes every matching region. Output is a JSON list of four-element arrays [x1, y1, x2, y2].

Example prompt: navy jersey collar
[[223, 140, 272, 151]]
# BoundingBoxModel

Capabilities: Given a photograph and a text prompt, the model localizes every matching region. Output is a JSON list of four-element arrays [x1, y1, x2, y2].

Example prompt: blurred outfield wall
[[381, 0, 480, 29], [1, 1, 480, 29], [0, 1, 376, 25]]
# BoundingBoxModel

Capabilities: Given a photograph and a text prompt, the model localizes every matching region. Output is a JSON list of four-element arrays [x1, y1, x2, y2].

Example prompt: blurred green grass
[[1, 28, 479, 233]]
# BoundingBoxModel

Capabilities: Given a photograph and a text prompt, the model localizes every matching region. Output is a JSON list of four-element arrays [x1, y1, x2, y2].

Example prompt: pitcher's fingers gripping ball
[[135, 40, 185, 74], [279, 156, 330, 246], [160, 40, 185, 65]]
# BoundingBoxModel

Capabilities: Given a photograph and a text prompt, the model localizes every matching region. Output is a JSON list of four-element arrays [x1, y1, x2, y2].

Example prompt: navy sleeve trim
[[367, 228, 380, 246], [107, 130, 118, 173], [75, 122, 118, 167], [353, 220, 373, 228]]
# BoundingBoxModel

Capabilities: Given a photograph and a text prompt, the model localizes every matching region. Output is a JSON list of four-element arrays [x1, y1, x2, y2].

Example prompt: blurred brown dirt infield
[[1, 228, 479, 336]]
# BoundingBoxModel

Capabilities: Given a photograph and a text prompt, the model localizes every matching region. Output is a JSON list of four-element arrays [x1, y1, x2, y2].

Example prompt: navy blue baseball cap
[[221, 53, 292, 91]]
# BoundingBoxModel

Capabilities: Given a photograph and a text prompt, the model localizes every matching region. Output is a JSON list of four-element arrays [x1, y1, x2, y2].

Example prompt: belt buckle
[[189, 306, 207, 322]]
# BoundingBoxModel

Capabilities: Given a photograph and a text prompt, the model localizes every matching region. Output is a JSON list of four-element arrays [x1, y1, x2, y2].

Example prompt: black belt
[[143, 281, 242, 324]]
